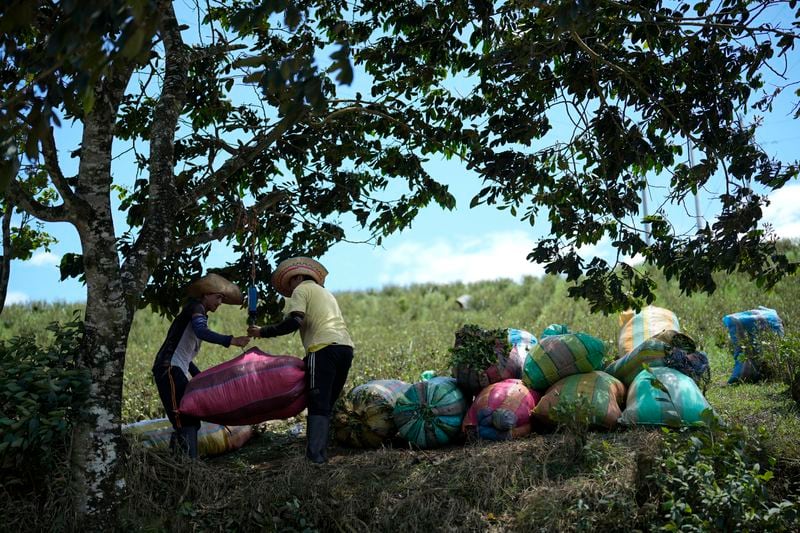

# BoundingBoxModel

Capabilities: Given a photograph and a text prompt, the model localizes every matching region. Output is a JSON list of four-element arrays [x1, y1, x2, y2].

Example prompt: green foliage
[[648, 417, 799, 531], [0, 313, 89, 477], [549, 393, 594, 458], [448, 323, 509, 369], [758, 332, 800, 405]]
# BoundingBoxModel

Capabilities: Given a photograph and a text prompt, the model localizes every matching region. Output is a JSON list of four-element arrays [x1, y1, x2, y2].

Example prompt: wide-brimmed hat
[[187, 273, 243, 305], [271, 257, 328, 297]]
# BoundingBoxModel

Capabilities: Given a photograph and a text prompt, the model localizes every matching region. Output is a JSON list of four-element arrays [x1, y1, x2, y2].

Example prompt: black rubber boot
[[177, 426, 199, 459], [306, 415, 330, 464]]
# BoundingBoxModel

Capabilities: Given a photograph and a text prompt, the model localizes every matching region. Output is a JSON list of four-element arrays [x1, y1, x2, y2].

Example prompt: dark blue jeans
[[152, 364, 201, 430], [304, 344, 354, 417]]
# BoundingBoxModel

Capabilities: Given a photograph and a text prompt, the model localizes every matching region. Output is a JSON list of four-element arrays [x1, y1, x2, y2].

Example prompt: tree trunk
[[0, 205, 12, 314], [68, 262, 135, 527]]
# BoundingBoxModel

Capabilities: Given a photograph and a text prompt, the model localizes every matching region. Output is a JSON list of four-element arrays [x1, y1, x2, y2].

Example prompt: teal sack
[[393, 377, 466, 448], [541, 324, 570, 338], [619, 367, 712, 427]]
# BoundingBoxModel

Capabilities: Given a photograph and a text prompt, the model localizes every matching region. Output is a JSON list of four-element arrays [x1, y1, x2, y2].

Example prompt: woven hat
[[271, 257, 328, 297], [186, 273, 243, 305]]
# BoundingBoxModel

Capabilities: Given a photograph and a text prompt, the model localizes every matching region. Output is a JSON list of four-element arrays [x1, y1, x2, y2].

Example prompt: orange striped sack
[[122, 418, 253, 457], [617, 306, 680, 357], [532, 371, 626, 430]]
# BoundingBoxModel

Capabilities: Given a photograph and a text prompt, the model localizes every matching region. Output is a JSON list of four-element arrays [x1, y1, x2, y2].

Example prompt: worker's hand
[[247, 326, 261, 338], [230, 335, 250, 347]]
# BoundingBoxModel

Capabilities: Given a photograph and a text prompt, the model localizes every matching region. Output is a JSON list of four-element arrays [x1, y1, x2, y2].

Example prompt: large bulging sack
[[522, 333, 606, 391], [333, 379, 410, 448], [123, 418, 253, 457], [532, 371, 625, 430], [462, 379, 540, 441], [605, 330, 701, 386], [723, 307, 785, 384], [619, 367, 713, 427], [450, 326, 537, 397], [393, 377, 467, 448], [179, 347, 306, 425], [617, 306, 680, 357]]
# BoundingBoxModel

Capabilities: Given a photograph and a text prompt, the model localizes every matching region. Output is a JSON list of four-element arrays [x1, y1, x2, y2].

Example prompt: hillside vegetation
[[1, 260, 799, 531]]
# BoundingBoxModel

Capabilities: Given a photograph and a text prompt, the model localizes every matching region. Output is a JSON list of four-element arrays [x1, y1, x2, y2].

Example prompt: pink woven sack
[[179, 347, 306, 425], [462, 379, 541, 440]]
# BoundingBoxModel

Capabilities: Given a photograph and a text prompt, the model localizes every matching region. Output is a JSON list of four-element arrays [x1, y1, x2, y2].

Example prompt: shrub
[[759, 332, 800, 405], [0, 314, 90, 481], [647, 414, 799, 531]]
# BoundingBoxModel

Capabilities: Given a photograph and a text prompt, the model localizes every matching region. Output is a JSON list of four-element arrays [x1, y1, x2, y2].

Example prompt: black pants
[[304, 344, 354, 417], [152, 365, 201, 430]]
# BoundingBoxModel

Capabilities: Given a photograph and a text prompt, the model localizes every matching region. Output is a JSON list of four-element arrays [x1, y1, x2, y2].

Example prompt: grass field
[[1, 262, 799, 531]]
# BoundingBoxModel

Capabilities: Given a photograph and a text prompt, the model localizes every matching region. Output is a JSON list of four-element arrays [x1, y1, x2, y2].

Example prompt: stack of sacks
[[532, 371, 626, 430], [333, 379, 410, 448], [608, 306, 716, 427], [462, 379, 541, 440], [123, 418, 253, 457], [619, 367, 713, 427], [393, 376, 467, 448], [450, 325, 537, 397], [520, 332, 623, 429], [723, 307, 784, 384], [521, 332, 607, 391], [605, 330, 709, 389], [617, 306, 680, 357], [180, 347, 306, 425]]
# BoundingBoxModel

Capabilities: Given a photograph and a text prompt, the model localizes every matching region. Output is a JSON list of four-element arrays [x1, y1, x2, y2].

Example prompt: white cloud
[[763, 183, 800, 240], [5, 291, 29, 305], [377, 231, 546, 286], [29, 251, 61, 267]]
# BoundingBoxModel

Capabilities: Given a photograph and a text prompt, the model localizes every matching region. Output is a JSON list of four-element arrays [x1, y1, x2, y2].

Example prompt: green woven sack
[[522, 333, 607, 391], [605, 330, 696, 386], [393, 377, 466, 448], [333, 380, 410, 448]]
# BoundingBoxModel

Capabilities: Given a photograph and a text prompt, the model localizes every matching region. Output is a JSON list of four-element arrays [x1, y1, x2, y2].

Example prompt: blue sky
[[6, 9, 800, 305]]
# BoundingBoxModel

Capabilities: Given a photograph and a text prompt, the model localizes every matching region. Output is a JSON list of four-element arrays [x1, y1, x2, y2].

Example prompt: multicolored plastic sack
[[451, 326, 537, 397], [333, 379, 410, 448], [532, 371, 625, 430], [462, 379, 540, 441], [724, 307, 785, 384], [617, 306, 680, 357], [619, 367, 713, 427], [393, 377, 466, 448], [605, 330, 697, 386], [123, 418, 253, 457], [179, 347, 306, 425], [522, 333, 607, 391]]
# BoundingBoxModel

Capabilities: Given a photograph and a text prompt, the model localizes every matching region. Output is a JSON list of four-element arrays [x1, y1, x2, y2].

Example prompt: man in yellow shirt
[[248, 257, 354, 463]]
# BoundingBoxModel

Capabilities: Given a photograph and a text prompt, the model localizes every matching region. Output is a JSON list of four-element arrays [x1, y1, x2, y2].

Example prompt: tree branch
[[171, 192, 288, 251], [183, 112, 302, 209], [41, 126, 78, 206], [123, 2, 190, 297], [6, 179, 71, 223]]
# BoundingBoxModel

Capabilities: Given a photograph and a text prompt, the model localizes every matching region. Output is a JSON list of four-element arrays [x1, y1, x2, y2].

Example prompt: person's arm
[[191, 314, 233, 346], [188, 361, 201, 377], [248, 312, 304, 338]]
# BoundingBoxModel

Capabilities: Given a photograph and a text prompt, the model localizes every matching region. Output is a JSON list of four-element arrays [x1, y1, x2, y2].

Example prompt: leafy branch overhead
[[343, 0, 800, 312]]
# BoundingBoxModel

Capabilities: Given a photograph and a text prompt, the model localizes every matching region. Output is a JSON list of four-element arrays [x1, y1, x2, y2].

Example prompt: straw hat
[[186, 273, 243, 305], [271, 257, 328, 297]]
